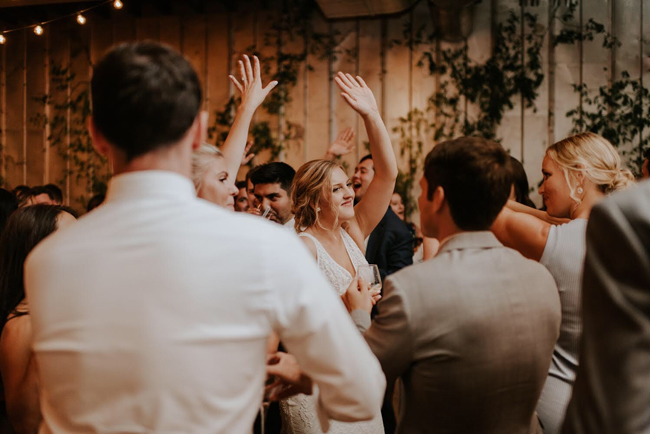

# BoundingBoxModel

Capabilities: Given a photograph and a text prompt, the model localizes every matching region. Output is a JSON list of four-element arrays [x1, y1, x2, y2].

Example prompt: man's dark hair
[[43, 184, 63, 204], [0, 205, 77, 331], [249, 162, 296, 193], [86, 193, 106, 213], [0, 188, 18, 237], [424, 137, 512, 231], [359, 154, 373, 165], [91, 42, 202, 161]]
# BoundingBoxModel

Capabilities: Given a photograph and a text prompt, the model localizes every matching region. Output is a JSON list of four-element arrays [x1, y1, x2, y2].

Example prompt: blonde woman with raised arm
[[491, 132, 635, 434], [279, 72, 397, 434]]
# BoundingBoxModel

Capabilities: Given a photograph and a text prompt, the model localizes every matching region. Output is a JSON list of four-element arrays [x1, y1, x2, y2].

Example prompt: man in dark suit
[[562, 180, 650, 434], [352, 155, 413, 280]]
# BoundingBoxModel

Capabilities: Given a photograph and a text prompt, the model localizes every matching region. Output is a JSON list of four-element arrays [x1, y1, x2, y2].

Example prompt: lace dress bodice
[[298, 229, 369, 295], [279, 229, 383, 434]]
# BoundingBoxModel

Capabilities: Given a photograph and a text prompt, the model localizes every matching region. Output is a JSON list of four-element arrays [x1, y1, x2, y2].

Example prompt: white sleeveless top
[[298, 229, 369, 295], [280, 229, 384, 434]]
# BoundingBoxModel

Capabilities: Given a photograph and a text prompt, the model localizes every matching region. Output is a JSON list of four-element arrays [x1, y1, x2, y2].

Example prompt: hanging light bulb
[[0, 34, 6, 45], [76, 14, 87, 25], [34, 25, 44, 36], [113, 0, 123, 9]]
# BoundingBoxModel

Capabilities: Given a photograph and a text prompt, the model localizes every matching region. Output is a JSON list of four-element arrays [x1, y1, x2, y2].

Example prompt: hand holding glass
[[357, 264, 382, 296]]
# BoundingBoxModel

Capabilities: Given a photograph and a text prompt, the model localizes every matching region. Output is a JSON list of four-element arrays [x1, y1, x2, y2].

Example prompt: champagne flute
[[357, 264, 382, 296]]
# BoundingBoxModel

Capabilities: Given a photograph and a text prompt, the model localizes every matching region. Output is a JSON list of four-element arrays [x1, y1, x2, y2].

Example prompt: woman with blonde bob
[[281, 72, 397, 434], [491, 132, 635, 434], [192, 54, 277, 209]]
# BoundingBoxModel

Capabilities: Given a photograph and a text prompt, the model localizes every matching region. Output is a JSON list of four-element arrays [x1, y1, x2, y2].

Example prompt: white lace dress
[[278, 229, 385, 434]]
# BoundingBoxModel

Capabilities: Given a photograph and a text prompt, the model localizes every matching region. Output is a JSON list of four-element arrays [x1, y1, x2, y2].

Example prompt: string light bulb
[[34, 25, 44, 36], [0, 34, 6, 45], [76, 14, 87, 25], [113, 0, 123, 9]]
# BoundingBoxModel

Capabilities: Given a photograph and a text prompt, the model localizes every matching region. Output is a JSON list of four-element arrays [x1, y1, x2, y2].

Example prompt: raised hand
[[229, 55, 278, 112], [241, 140, 255, 166], [334, 72, 379, 117], [325, 127, 356, 160]]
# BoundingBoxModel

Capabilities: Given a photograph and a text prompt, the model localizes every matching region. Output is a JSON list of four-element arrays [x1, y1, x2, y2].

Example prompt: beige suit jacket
[[354, 231, 561, 434], [562, 180, 650, 434]]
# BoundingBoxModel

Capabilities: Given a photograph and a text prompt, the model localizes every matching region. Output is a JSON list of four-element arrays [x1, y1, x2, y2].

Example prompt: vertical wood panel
[[0, 43, 5, 185], [4, 30, 26, 187], [305, 11, 330, 162], [384, 14, 411, 173], [466, 0, 492, 144], [642, 0, 650, 163], [159, 16, 182, 52], [495, 0, 523, 159], [614, 0, 642, 162], [254, 5, 278, 165], [25, 29, 47, 186], [68, 25, 91, 208], [47, 21, 71, 195], [553, 2, 581, 145], [112, 14, 135, 44], [206, 12, 231, 145], [357, 19, 383, 161], [283, 26, 306, 170], [135, 17, 160, 41], [330, 20, 358, 172], [522, 2, 549, 207], [182, 15, 207, 93]]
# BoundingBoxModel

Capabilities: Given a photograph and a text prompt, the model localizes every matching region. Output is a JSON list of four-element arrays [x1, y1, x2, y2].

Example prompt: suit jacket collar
[[106, 170, 196, 204], [438, 231, 503, 255]]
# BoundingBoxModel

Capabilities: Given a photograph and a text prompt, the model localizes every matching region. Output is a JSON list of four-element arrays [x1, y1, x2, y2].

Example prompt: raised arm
[[334, 72, 398, 238], [491, 206, 551, 261], [221, 55, 278, 179], [506, 200, 570, 225]]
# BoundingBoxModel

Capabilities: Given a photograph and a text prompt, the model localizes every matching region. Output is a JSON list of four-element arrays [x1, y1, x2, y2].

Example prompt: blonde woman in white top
[[491, 132, 635, 434]]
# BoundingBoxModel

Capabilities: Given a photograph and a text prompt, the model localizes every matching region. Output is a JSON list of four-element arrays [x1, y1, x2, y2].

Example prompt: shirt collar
[[438, 231, 503, 255], [105, 171, 197, 203]]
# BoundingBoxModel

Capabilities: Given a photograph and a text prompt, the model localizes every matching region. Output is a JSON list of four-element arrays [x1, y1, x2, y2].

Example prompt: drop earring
[[317, 207, 321, 212], [577, 186, 584, 195]]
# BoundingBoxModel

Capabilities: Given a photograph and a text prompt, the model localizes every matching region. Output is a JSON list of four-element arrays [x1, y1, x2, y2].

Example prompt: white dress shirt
[[25, 171, 385, 434]]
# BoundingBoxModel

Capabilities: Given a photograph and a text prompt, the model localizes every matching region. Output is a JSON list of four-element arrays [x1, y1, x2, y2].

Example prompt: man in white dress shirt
[[25, 42, 385, 434]]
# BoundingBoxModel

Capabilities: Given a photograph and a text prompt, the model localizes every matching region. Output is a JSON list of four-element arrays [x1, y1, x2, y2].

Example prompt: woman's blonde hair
[[291, 159, 342, 231], [546, 132, 635, 204], [192, 143, 223, 191]]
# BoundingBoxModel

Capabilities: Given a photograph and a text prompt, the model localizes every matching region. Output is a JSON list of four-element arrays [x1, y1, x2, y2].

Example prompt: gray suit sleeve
[[562, 196, 650, 434], [361, 275, 415, 386]]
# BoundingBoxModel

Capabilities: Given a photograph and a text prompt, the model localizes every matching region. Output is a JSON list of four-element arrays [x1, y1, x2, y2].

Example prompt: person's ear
[[432, 186, 445, 214], [88, 117, 110, 156]]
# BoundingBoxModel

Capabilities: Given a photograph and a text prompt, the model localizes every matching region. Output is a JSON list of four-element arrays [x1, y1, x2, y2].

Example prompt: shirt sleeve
[[360, 274, 415, 386], [267, 232, 386, 428]]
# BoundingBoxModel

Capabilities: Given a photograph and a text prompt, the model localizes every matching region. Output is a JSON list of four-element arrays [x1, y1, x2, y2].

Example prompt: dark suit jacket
[[354, 231, 561, 434], [366, 208, 413, 280], [562, 181, 650, 434]]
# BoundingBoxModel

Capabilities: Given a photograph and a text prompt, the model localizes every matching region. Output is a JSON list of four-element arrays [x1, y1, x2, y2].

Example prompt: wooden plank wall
[[0, 0, 647, 211]]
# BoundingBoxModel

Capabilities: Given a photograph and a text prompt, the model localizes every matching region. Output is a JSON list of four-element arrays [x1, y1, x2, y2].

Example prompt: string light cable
[[0, 0, 124, 43]]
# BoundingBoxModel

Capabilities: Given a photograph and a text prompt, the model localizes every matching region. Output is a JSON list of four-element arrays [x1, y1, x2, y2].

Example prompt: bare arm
[[334, 72, 398, 238], [0, 316, 41, 434], [221, 55, 278, 180], [491, 206, 551, 261], [506, 200, 570, 226]]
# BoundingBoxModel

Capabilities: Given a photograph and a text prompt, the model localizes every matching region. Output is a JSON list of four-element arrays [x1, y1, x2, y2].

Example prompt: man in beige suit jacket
[[562, 180, 650, 434], [346, 137, 562, 434]]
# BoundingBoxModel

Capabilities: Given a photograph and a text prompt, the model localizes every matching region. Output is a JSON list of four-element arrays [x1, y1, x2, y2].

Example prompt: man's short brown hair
[[424, 137, 513, 231]]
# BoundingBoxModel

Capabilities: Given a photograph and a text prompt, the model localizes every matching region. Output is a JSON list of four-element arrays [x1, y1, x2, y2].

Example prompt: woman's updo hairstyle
[[546, 132, 634, 204], [291, 159, 340, 231], [191, 143, 224, 192]]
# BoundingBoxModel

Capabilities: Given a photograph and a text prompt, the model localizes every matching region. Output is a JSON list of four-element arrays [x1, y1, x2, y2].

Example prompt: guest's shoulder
[[595, 180, 650, 216]]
